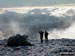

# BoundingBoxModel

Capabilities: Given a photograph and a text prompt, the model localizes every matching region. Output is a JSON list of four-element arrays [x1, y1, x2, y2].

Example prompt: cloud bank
[[0, 7, 75, 40]]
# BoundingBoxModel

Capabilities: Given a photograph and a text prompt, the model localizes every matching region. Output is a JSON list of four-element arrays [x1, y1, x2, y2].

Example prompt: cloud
[[0, 7, 75, 39]]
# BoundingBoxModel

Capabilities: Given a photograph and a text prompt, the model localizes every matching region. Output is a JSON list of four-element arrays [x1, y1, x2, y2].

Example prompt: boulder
[[7, 34, 33, 47]]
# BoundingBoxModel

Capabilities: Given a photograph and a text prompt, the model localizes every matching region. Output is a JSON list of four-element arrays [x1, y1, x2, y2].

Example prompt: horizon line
[[0, 5, 75, 9], [0, 3, 75, 9]]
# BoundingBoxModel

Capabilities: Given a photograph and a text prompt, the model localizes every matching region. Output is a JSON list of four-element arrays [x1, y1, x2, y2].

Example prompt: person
[[39, 31, 44, 43], [45, 31, 49, 43]]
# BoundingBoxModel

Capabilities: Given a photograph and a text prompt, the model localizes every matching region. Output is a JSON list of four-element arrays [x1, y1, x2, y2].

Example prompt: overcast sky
[[0, 0, 75, 8]]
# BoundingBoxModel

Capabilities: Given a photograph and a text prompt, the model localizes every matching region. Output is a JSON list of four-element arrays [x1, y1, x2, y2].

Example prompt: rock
[[0, 43, 2, 45], [7, 34, 34, 47], [13, 47, 21, 51]]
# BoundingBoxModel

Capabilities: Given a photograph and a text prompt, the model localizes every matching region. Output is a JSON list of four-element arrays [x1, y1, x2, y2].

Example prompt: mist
[[0, 7, 75, 40]]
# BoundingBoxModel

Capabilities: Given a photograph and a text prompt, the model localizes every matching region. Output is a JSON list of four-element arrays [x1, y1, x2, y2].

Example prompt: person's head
[[45, 30, 48, 33]]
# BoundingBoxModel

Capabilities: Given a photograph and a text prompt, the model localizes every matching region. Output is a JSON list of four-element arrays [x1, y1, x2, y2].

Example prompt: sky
[[0, 0, 75, 8]]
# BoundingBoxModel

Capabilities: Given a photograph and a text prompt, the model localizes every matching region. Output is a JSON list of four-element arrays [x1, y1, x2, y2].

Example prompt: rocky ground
[[0, 38, 75, 56]]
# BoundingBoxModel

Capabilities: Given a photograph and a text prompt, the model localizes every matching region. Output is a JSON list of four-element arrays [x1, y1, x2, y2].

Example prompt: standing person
[[39, 31, 44, 43], [45, 31, 49, 43]]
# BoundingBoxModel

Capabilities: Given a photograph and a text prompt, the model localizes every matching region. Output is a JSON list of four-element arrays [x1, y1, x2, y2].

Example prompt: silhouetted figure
[[39, 31, 44, 43], [45, 31, 49, 43]]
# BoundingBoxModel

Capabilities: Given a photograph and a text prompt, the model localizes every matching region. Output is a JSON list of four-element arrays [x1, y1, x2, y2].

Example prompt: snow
[[0, 39, 75, 56]]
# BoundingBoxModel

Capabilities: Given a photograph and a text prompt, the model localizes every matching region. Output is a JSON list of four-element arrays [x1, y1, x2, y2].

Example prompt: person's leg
[[45, 35, 48, 43], [40, 36, 43, 43], [46, 35, 48, 42], [41, 38, 43, 43]]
